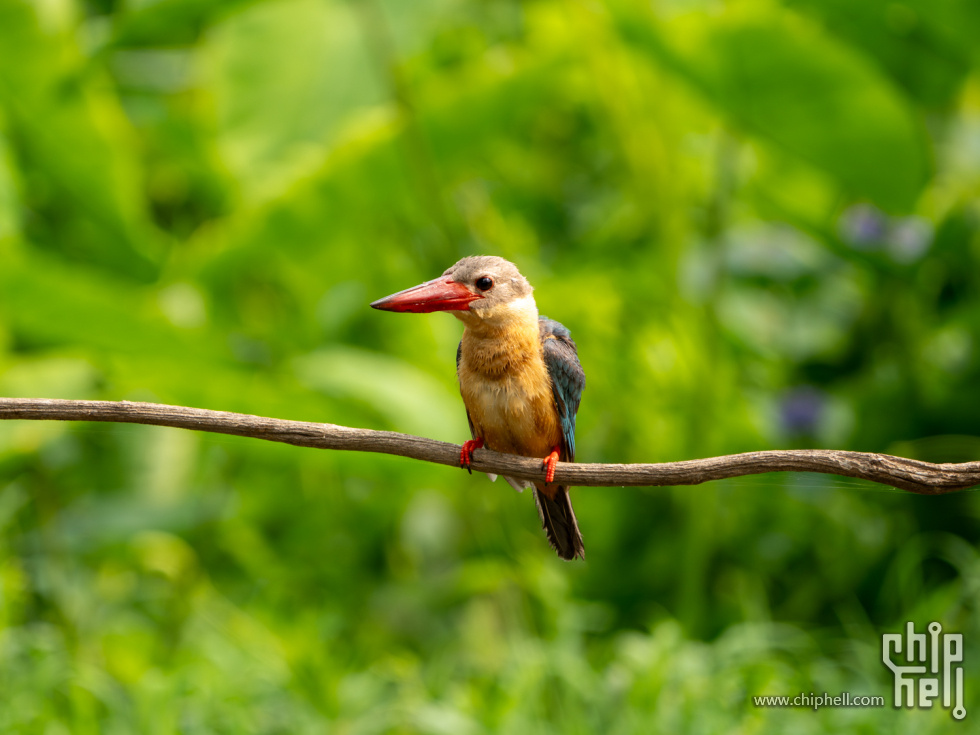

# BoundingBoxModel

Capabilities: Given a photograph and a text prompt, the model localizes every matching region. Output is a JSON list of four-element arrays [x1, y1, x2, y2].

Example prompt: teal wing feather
[[539, 317, 585, 462]]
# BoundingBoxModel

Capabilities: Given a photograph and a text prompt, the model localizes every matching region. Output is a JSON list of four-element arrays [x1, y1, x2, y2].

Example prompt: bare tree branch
[[0, 398, 977, 495]]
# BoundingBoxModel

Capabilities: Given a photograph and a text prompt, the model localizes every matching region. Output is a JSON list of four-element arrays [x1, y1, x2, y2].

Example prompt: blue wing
[[539, 316, 585, 462]]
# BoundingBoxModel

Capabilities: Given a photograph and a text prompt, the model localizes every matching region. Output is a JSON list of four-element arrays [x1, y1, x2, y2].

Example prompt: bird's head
[[371, 256, 535, 329]]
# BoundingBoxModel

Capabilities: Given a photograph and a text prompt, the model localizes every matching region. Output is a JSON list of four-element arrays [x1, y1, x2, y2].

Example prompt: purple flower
[[780, 386, 826, 437], [839, 204, 888, 249]]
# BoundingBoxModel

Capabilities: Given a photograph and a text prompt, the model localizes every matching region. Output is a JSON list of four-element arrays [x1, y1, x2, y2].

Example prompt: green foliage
[[1, 0, 979, 731], [620, 4, 929, 210]]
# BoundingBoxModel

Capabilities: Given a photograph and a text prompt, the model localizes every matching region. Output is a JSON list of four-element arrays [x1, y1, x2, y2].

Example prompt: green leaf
[[294, 347, 466, 441], [0, 0, 158, 277], [201, 0, 385, 203], [905, 0, 980, 67], [618, 5, 930, 212], [0, 126, 19, 243]]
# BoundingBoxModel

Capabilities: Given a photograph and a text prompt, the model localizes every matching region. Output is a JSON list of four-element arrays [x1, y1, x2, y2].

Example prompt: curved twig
[[0, 398, 977, 495]]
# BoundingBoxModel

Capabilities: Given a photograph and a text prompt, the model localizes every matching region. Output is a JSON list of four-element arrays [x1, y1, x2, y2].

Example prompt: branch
[[0, 398, 977, 495]]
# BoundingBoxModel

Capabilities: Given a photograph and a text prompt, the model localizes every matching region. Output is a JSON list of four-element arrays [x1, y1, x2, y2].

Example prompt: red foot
[[542, 446, 560, 484], [460, 438, 484, 473]]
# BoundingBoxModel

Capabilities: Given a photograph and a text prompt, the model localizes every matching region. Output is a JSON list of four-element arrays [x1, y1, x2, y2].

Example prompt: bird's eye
[[475, 276, 494, 291]]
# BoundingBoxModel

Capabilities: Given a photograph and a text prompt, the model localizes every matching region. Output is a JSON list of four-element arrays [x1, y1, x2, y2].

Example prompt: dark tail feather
[[533, 485, 585, 560]]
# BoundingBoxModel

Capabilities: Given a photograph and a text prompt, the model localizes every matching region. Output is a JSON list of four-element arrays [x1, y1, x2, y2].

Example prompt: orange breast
[[458, 324, 560, 459]]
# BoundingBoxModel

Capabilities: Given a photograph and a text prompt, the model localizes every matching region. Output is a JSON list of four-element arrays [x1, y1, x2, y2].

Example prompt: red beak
[[370, 277, 483, 313]]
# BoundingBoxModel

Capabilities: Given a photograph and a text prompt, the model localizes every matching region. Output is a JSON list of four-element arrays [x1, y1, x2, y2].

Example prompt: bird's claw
[[460, 438, 484, 474], [542, 447, 560, 484]]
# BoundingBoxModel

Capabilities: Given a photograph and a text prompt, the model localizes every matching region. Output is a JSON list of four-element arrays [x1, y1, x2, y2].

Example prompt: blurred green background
[[1, 0, 979, 731]]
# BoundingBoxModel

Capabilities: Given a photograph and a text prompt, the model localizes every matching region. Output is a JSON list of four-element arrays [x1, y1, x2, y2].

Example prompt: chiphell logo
[[882, 622, 966, 720]]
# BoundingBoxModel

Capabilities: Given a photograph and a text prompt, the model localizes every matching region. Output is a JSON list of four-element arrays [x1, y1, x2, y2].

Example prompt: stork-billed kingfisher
[[371, 256, 586, 560]]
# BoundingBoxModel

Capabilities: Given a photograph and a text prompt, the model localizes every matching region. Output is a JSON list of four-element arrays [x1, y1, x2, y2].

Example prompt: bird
[[370, 256, 586, 560]]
